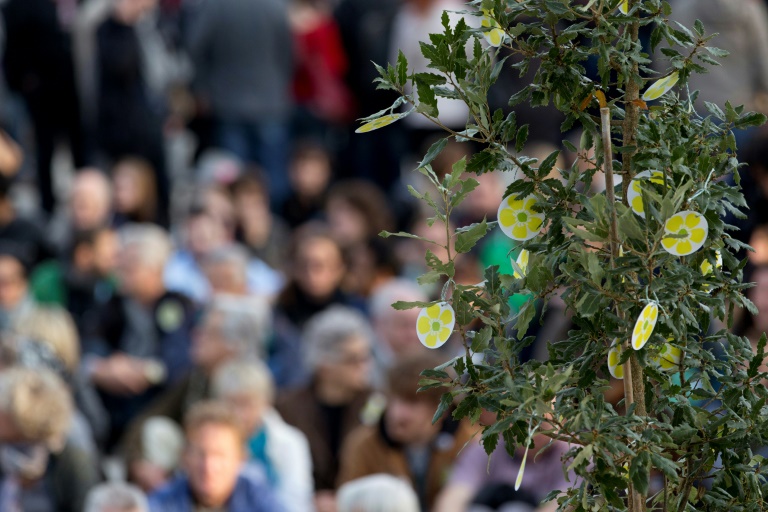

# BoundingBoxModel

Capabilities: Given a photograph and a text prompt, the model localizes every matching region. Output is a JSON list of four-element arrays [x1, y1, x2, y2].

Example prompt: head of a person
[[369, 279, 429, 359], [129, 416, 184, 493], [230, 171, 271, 222], [290, 223, 346, 301], [384, 353, 445, 445], [325, 180, 394, 248], [71, 227, 119, 277], [117, 224, 171, 303], [113, 0, 158, 25], [184, 207, 229, 258], [13, 306, 80, 375], [112, 157, 157, 223], [303, 306, 373, 395], [0, 248, 28, 312], [200, 244, 250, 296], [191, 294, 271, 374], [288, 141, 332, 200], [0, 367, 72, 450], [211, 359, 275, 436], [182, 401, 246, 508], [69, 169, 112, 231], [84, 482, 148, 512], [337, 474, 420, 512]]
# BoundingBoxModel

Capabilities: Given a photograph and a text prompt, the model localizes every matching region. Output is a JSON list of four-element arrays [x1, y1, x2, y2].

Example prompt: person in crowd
[[85, 482, 149, 512], [230, 171, 290, 272], [148, 400, 282, 511], [112, 157, 161, 227], [0, 245, 38, 331], [121, 293, 272, 482], [369, 278, 429, 367], [127, 416, 185, 493], [2, 0, 88, 215], [0, 172, 52, 269], [82, 223, 197, 449], [325, 179, 394, 251], [280, 141, 333, 229], [276, 305, 377, 511], [30, 226, 118, 331], [97, 0, 170, 225], [0, 367, 99, 512], [212, 359, 314, 512], [337, 474, 420, 512], [48, 168, 113, 254], [164, 205, 284, 304], [337, 353, 474, 511], [185, 0, 294, 207]]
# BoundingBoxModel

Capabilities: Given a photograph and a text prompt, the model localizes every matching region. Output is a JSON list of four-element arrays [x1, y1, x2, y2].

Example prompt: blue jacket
[[148, 473, 284, 512]]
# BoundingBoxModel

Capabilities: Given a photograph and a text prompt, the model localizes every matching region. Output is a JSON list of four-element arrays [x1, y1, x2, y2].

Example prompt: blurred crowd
[[0, 0, 767, 511]]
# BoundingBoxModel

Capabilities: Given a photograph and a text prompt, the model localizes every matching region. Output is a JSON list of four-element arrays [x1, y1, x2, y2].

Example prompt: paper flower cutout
[[632, 302, 659, 350], [498, 194, 544, 241], [607, 340, 625, 380], [627, 170, 665, 218], [700, 250, 723, 276], [355, 113, 407, 133], [416, 302, 455, 349], [651, 340, 681, 372], [642, 72, 679, 101], [512, 249, 529, 279], [619, 0, 629, 14], [481, 9, 506, 47], [661, 211, 708, 256]]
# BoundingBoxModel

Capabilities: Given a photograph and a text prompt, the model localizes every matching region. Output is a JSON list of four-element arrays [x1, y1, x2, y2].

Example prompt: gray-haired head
[[211, 358, 275, 404], [200, 243, 249, 291], [368, 278, 427, 321], [84, 482, 148, 512], [118, 223, 172, 269], [303, 306, 374, 372], [204, 294, 272, 359], [337, 474, 420, 512]]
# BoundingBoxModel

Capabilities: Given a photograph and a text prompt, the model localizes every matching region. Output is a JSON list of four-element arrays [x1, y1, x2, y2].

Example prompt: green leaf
[[748, 333, 767, 378], [419, 138, 448, 169], [650, 452, 679, 481], [515, 124, 530, 153], [471, 325, 493, 353], [417, 270, 442, 285], [455, 218, 490, 253], [536, 150, 561, 179], [526, 264, 553, 294], [567, 444, 594, 472], [396, 50, 408, 86], [392, 300, 433, 311], [630, 451, 651, 496]]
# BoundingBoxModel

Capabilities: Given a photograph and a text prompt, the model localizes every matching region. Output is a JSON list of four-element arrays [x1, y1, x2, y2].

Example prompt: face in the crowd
[[319, 335, 372, 393], [92, 229, 119, 277], [326, 197, 368, 248], [184, 422, 244, 508], [0, 255, 26, 311], [0, 410, 24, 444], [384, 396, 439, 445], [202, 260, 248, 296], [375, 307, 422, 359], [116, 245, 162, 300], [70, 172, 111, 230], [191, 311, 234, 373], [186, 214, 227, 258], [289, 153, 331, 199], [294, 236, 345, 300], [220, 393, 267, 436]]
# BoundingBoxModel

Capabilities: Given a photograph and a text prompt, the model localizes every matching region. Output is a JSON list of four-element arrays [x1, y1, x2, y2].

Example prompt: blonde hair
[[14, 306, 80, 372], [0, 367, 73, 450], [337, 474, 420, 512], [211, 359, 275, 404], [183, 400, 245, 444]]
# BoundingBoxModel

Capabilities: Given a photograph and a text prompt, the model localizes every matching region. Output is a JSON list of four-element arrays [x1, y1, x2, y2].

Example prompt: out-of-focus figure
[[337, 474, 420, 512]]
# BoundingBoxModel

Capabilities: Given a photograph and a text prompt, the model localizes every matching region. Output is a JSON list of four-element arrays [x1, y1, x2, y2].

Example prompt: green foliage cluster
[[368, 0, 768, 510]]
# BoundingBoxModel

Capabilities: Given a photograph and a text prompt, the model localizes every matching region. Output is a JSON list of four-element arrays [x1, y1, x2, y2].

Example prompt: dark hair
[[327, 179, 395, 241], [387, 353, 447, 406]]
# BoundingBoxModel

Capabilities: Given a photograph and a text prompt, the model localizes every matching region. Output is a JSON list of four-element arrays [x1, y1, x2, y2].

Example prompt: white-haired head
[[84, 482, 148, 512], [368, 278, 427, 321], [337, 474, 420, 512], [302, 306, 374, 373], [203, 294, 272, 360], [211, 358, 275, 405], [118, 223, 172, 270]]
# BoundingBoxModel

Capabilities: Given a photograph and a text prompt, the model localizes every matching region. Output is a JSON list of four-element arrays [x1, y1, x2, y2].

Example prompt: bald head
[[71, 169, 112, 230]]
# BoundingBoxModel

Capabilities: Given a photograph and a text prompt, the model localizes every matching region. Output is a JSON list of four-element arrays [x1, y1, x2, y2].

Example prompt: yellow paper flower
[[619, 0, 629, 14], [700, 250, 723, 276], [498, 194, 544, 241], [355, 113, 406, 133], [607, 340, 625, 380], [481, 9, 506, 47], [632, 302, 659, 350], [642, 72, 680, 101], [513, 249, 529, 279], [651, 340, 682, 372], [416, 302, 455, 349], [627, 170, 665, 218], [661, 211, 708, 256]]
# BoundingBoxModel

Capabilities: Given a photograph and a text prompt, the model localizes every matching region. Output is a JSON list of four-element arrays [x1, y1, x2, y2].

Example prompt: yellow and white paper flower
[[607, 340, 625, 380], [632, 302, 659, 350], [642, 72, 679, 102], [498, 194, 544, 241], [481, 9, 506, 47], [700, 250, 723, 276], [661, 211, 708, 256], [627, 170, 665, 218], [416, 302, 455, 349], [651, 340, 682, 371], [619, 0, 629, 14], [355, 113, 407, 133], [512, 249, 529, 279]]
